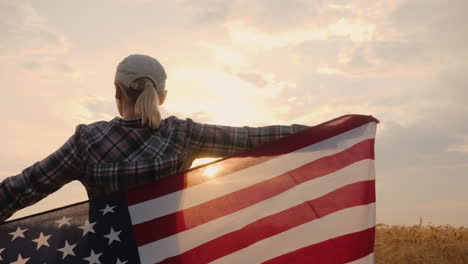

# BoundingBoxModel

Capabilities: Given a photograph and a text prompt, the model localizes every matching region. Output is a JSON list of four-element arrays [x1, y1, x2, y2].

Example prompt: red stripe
[[158, 180, 375, 264], [126, 115, 377, 205], [262, 228, 375, 264], [133, 139, 375, 246]]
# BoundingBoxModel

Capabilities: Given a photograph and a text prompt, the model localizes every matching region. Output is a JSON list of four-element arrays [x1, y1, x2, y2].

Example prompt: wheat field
[[375, 221, 468, 264]]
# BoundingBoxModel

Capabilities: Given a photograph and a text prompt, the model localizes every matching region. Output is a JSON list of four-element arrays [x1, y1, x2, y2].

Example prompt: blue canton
[[0, 193, 140, 264]]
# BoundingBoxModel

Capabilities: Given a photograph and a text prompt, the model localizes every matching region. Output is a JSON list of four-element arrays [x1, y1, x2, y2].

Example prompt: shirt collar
[[111, 117, 143, 128]]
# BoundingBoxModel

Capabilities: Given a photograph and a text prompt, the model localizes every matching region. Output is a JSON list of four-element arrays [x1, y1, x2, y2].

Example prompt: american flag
[[0, 114, 378, 264]]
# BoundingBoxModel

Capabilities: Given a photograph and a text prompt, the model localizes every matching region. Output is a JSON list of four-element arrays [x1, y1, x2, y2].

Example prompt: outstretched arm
[[0, 125, 86, 223], [185, 118, 310, 159]]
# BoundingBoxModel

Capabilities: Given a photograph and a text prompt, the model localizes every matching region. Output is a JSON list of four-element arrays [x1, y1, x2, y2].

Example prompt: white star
[[116, 258, 128, 264], [57, 240, 76, 259], [32, 232, 51, 250], [83, 249, 102, 264], [99, 204, 116, 215], [10, 253, 30, 264], [104, 227, 122, 245], [78, 220, 96, 236], [9, 226, 28, 241], [0, 248, 4, 261], [55, 216, 72, 228]]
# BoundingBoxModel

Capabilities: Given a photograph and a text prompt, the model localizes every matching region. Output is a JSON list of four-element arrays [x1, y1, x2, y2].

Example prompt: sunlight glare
[[211, 46, 245, 66], [168, 67, 281, 126], [203, 166, 219, 178], [191, 158, 219, 168]]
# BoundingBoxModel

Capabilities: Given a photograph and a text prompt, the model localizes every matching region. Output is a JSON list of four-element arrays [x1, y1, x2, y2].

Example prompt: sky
[[1, 0, 467, 226]]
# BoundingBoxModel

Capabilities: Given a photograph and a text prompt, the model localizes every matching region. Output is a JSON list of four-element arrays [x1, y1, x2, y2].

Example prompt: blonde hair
[[118, 77, 164, 129]]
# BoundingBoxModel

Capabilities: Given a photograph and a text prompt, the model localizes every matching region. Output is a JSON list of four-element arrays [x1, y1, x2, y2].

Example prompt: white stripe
[[137, 159, 375, 264], [212, 203, 376, 264], [212, 203, 375, 264], [346, 253, 375, 264], [129, 122, 376, 224]]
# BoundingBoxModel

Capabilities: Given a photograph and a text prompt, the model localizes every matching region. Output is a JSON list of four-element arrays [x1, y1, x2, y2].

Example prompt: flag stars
[[116, 258, 128, 264], [9, 226, 28, 241], [83, 250, 102, 264], [99, 204, 116, 215], [10, 253, 30, 264], [32, 232, 51, 250], [57, 240, 76, 259], [0, 248, 4, 261], [104, 227, 122, 245], [78, 220, 96, 236], [55, 216, 72, 228]]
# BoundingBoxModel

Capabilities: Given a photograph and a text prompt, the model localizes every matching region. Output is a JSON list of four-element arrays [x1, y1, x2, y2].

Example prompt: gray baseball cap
[[115, 54, 167, 90]]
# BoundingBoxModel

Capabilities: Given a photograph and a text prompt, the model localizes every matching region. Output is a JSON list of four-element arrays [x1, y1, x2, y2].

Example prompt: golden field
[[375, 221, 468, 263]]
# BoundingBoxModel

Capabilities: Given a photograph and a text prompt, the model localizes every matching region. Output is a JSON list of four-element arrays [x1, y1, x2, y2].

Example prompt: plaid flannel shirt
[[0, 116, 309, 222]]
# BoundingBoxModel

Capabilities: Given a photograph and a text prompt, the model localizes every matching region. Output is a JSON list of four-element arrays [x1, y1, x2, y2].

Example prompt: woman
[[0, 54, 309, 222]]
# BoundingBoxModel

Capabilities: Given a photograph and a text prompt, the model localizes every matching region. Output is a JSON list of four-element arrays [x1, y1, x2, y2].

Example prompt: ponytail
[[120, 77, 164, 129], [134, 81, 162, 129]]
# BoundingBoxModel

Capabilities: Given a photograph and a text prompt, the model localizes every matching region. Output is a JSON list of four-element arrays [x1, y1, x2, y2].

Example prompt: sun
[[203, 166, 219, 178]]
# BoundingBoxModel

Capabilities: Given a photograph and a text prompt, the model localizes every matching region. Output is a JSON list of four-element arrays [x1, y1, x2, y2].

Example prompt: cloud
[[182, 0, 231, 24], [0, 1, 71, 71], [377, 117, 468, 171], [181, 0, 317, 31], [374, 0, 468, 65], [428, 61, 468, 107], [180, 0, 391, 50], [236, 72, 268, 88], [232, 0, 318, 32], [0, 1, 88, 179], [392, 0, 468, 42], [235, 0, 466, 80]]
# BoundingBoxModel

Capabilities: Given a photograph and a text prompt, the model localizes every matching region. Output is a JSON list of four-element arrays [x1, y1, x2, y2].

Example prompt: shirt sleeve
[[185, 118, 310, 159], [0, 124, 86, 223]]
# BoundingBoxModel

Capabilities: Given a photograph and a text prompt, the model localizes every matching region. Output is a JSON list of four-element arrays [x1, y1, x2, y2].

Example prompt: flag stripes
[[133, 139, 375, 246], [158, 180, 375, 264], [261, 227, 375, 264], [346, 253, 375, 264], [210, 203, 375, 264], [136, 159, 375, 263]]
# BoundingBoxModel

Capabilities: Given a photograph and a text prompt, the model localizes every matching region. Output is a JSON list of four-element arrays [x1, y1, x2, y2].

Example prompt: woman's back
[[80, 116, 192, 198]]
